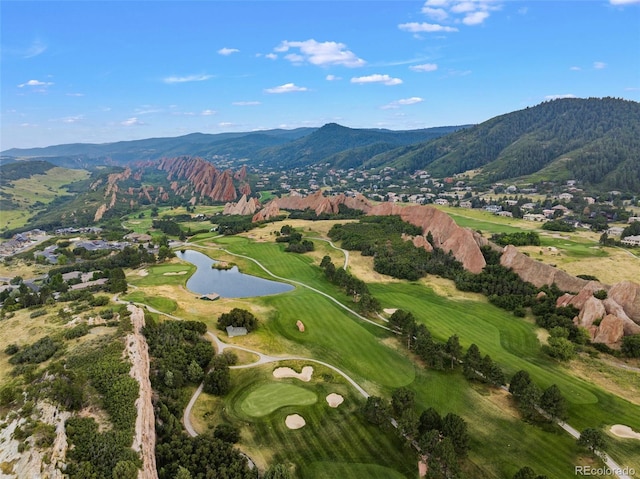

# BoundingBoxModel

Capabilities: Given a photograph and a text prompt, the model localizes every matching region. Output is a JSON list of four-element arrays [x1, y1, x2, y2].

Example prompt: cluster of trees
[[286, 204, 365, 220], [153, 219, 182, 236], [542, 220, 576, 232], [212, 214, 259, 235], [362, 389, 470, 478], [217, 308, 259, 332], [455, 257, 538, 315], [143, 319, 214, 410], [490, 231, 540, 247], [155, 403, 255, 479], [6, 336, 60, 366], [319, 255, 380, 314], [509, 370, 568, 422], [275, 225, 314, 253], [143, 320, 253, 478], [389, 309, 506, 387]]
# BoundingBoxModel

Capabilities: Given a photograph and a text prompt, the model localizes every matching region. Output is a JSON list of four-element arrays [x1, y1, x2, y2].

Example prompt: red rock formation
[[500, 245, 588, 292], [252, 200, 281, 222], [608, 281, 640, 324], [239, 183, 252, 196], [234, 165, 248, 182], [158, 157, 238, 202], [223, 195, 260, 215], [593, 314, 625, 344], [368, 203, 486, 274]]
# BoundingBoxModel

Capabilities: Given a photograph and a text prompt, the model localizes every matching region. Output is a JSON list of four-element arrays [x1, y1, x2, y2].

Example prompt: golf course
[[124, 216, 640, 479]]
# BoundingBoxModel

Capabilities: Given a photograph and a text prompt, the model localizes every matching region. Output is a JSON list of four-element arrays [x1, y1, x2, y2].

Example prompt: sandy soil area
[[325, 393, 344, 408], [138, 269, 149, 277], [273, 366, 313, 382], [383, 308, 398, 315], [163, 271, 187, 276], [285, 414, 306, 429], [610, 424, 640, 439]]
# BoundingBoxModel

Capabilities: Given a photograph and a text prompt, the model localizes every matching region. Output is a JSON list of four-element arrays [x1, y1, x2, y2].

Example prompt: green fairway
[[127, 262, 194, 287], [222, 366, 417, 479], [122, 291, 177, 313], [305, 462, 408, 479], [240, 383, 317, 417]]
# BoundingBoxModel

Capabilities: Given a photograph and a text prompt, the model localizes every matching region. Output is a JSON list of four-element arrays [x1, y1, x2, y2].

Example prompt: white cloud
[[593, 61, 607, 70], [201, 109, 216, 116], [18, 79, 53, 88], [265, 53, 278, 60], [232, 101, 261, 106], [610, 0, 640, 4], [61, 115, 84, 124], [218, 47, 239, 55], [121, 117, 145, 126], [163, 74, 213, 84], [544, 94, 577, 100], [274, 39, 366, 67], [382, 97, 424, 109], [218, 122, 234, 127], [66, 92, 85, 97], [326, 74, 342, 81], [570, 66, 581, 71], [463, 11, 490, 25], [421, 6, 448, 21], [410, 63, 438, 72], [264, 83, 309, 94], [399, 22, 458, 33], [351, 74, 403, 86]]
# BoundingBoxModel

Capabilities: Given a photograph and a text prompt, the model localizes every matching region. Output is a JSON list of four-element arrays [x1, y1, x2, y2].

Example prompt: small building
[[524, 213, 547, 222], [434, 198, 449, 206], [485, 205, 502, 213], [621, 235, 640, 247], [459, 200, 472, 208], [226, 326, 248, 337], [606, 227, 625, 237], [199, 293, 220, 301], [629, 217, 640, 224], [496, 211, 513, 217]]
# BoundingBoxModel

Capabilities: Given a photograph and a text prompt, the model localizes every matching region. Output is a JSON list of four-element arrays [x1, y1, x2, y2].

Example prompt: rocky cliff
[[250, 192, 487, 273], [158, 156, 239, 202], [223, 194, 260, 215]]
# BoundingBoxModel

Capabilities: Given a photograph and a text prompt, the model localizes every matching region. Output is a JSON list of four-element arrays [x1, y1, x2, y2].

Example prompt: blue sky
[[2, 0, 639, 150]]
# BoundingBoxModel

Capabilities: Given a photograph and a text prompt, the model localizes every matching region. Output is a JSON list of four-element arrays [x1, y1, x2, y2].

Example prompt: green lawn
[[221, 365, 417, 479], [240, 382, 318, 417], [122, 290, 177, 314], [127, 263, 195, 287]]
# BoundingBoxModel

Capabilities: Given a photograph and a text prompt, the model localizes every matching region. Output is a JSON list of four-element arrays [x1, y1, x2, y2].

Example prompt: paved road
[[309, 237, 350, 270]]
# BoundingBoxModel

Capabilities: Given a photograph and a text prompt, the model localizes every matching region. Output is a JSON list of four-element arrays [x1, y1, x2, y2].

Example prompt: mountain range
[[2, 97, 639, 192]]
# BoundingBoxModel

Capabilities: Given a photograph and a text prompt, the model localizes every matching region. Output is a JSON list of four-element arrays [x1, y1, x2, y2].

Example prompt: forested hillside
[[377, 97, 640, 192]]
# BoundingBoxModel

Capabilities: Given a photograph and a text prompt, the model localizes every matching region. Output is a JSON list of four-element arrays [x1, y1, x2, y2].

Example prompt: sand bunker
[[285, 414, 306, 430], [137, 269, 149, 277], [273, 366, 313, 382], [163, 271, 187, 276], [325, 393, 344, 408], [383, 308, 398, 315], [610, 424, 640, 439]]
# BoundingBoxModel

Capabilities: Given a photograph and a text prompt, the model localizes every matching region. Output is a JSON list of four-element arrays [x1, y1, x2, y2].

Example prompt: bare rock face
[[403, 233, 434, 252], [368, 203, 486, 273], [500, 245, 589, 292], [158, 157, 238, 202], [223, 195, 260, 216], [576, 296, 607, 328], [608, 281, 640, 324], [593, 314, 625, 344], [252, 200, 281, 222]]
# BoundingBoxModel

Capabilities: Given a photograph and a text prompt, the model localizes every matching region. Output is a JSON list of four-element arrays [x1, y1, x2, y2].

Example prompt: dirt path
[[126, 304, 159, 479], [310, 237, 349, 269]]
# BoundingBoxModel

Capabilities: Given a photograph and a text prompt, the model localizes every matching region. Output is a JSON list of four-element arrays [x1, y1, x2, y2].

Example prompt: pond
[[175, 249, 294, 298]]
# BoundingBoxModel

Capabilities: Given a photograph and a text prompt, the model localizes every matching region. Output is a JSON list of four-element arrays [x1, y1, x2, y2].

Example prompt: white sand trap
[[273, 366, 313, 382], [137, 269, 149, 277], [383, 308, 398, 315], [326, 393, 344, 408], [163, 271, 187, 276], [285, 414, 306, 430], [610, 424, 640, 439]]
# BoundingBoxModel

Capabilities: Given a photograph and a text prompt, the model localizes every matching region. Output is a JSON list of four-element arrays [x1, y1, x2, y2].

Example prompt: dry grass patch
[[190, 390, 225, 434], [0, 259, 48, 280], [567, 356, 640, 406]]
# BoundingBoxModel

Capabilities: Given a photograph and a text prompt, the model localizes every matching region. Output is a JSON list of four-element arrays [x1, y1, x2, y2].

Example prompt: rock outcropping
[[158, 156, 240, 202], [223, 194, 260, 216]]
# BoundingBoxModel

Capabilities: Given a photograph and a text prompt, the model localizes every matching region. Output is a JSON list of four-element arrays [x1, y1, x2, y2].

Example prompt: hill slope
[[376, 97, 640, 191]]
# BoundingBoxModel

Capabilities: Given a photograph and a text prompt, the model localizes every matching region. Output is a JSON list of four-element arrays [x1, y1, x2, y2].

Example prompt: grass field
[[0, 167, 90, 231], [214, 364, 417, 478], [240, 382, 318, 417]]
